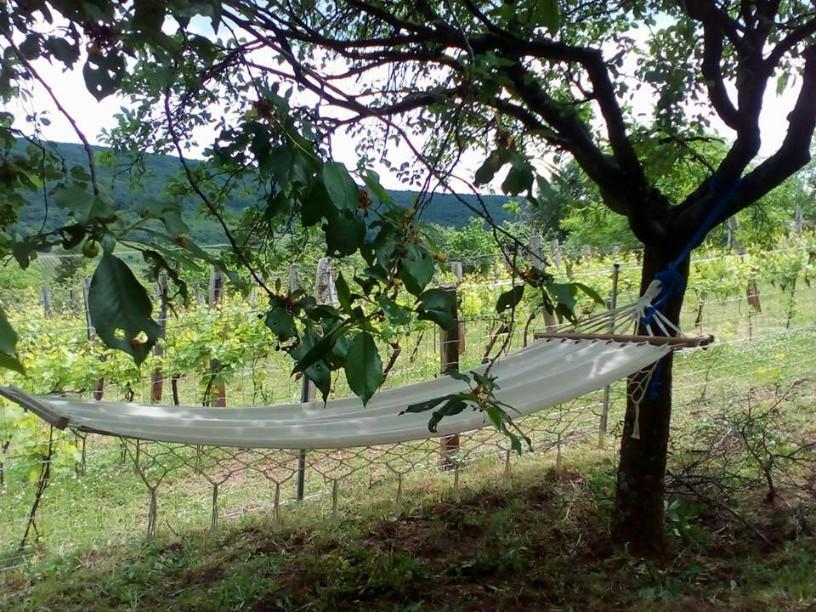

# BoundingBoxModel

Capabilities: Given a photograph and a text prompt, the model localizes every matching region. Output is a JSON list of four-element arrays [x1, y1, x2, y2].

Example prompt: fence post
[[439, 284, 461, 470], [40, 284, 52, 318], [551, 239, 562, 269], [599, 263, 620, 449], [315, 257, 338, 304], [293, 263, 317, 501], [530, 234, 557, 331], [208, 267, 227, 407], [82, 277, 105, 401], [150, 272, 168, 403]]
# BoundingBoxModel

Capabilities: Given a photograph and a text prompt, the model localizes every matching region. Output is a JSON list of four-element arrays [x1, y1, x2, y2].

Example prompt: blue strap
[[641, 177, 742, 327], [640, 177, 742, 401]]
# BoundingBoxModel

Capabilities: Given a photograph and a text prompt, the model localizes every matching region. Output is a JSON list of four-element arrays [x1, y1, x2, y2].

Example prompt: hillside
[[12, 141, 517, 243]]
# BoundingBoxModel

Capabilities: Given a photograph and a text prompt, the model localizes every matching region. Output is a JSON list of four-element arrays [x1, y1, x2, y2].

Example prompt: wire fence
[[1, 246, 816, 573]]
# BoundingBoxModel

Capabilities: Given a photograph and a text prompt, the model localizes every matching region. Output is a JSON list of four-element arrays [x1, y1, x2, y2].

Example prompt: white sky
[[6, 21, 802, 193]]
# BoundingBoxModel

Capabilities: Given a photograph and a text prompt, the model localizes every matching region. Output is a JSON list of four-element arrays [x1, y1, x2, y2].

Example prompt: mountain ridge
[[13, 141, 517, 242]]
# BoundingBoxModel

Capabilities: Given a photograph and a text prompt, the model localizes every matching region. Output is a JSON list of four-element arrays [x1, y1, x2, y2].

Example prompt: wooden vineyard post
[[599, 262, 620, 449], [82, 277, 105, 401], [439, 285, 461, 470], [40, 284, 52, 318], [450, 261, 466, 355], [551, 239, 562, 269], [291, 264, 311, 501], [530, 234, 557, 331], [208, 268, 227, 407], [150, 272, 169, 403]]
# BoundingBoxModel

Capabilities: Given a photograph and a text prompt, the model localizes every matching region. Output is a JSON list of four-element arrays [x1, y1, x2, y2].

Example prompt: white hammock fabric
[[0, 339, 670, 449], [0, 282, 686, 450]]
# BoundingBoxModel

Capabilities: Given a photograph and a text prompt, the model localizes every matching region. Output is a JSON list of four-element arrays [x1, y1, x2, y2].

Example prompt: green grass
[[2, 449, 815, 611]]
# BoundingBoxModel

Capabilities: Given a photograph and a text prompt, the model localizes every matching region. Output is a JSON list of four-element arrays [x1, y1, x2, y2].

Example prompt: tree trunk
[[611, 244, 689, 556]]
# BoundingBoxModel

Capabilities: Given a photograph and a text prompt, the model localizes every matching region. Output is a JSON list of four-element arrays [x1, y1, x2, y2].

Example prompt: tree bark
[[611, 244, 689, 556]]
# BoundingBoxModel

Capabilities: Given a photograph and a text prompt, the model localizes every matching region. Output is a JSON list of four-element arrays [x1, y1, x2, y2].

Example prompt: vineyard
[[1, 235, 816, 574]]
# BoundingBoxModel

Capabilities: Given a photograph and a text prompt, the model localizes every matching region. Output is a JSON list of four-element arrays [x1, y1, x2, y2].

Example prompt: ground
[[2, 451, 815, 611]]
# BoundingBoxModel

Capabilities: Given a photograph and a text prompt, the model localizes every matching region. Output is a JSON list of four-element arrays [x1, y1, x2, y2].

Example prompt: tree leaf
[[363, 170, 392, 204], [416, 288, 456, 330], [536, 0, 562, 34], [335, 272, 353, 312], [292, 322, 347, 374], [301, 181, 334, 227], [0, 305, 19, 357], [82, 50, 126, 100], [325, 211, 366, 257], [377, 296, 412, 326], [501, 153, 535, 195], [322, 161, 359, 211], [264, 306, 297, 341], [345, 331, 383, 406], [0, 306, 23, 374], [575, 282, 605, 306], [0, 352, 24, 374], [428, 399, 468, 432], [474, 148, 511, 185], [399, 244, 435, 295], [290, 327, 333, 401], [496, 285, 525, 313], [402, 394, 453, 414], [88, 254, 161, 365]]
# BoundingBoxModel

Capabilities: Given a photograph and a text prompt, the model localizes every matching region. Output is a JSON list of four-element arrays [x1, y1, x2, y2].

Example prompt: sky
[[5, 17, 802, 193]]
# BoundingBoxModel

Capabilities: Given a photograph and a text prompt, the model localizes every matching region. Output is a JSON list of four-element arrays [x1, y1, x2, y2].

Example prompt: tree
[[1, 1, 815, 555]]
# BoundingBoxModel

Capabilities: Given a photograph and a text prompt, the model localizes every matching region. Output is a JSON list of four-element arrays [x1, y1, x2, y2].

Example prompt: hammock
[[0, 282, 710, 450]]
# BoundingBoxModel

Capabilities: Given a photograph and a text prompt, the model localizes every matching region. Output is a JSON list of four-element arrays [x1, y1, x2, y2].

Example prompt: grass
[[2, 449, 815, 611]]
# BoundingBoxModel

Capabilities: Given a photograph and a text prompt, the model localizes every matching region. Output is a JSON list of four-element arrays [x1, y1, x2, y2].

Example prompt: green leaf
[[416, 288, 456, 330], [133, 0, 166, 34], [301, 181, 334, 227], [575, 282, 605, 306], [536, 0, 562, 33], [292, 323, 348, 374], [88, 254, 161, 365], [501, 153, 535, 195], [0, 305, 19, 357], [325, 211, 366, 257], [264, 306, 297, 341], [322, 162, 359, 211], [345, 331, 383, 406], [547, 282, 577, 313], [289, 326, 332, 401], [0, 306, 23, 374], [45, 36, 80, 65], [496, 285, 525, 313], [363, 170, 392, 204], [428, 399, 468, 432], [335, 273, 353, 312], [0, 352, 24, 375], [82, 50, 126, 100], [474, 148, 511, 185], [402, 394, 452, 414], [399, 244, 435, 295], [378, 297, 412, 326], [55, 184, 115, 224]]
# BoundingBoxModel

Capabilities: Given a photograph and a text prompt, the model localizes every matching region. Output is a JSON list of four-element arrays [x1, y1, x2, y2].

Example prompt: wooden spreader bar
[[533, 332, 714, 348]]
